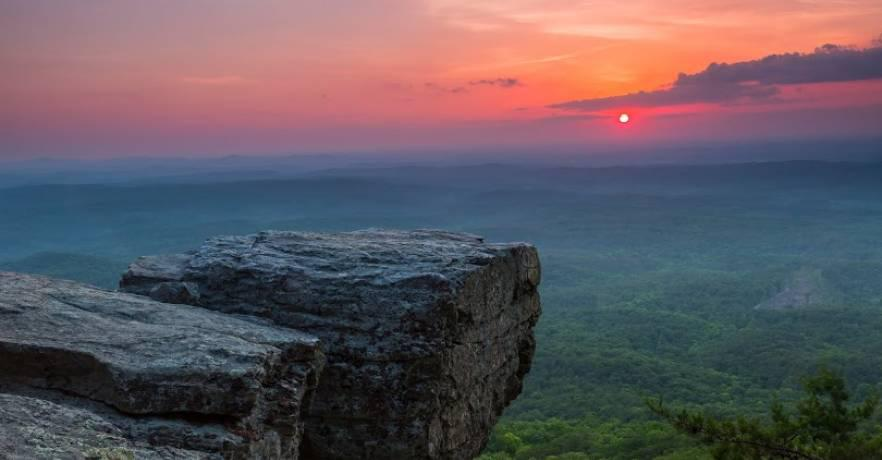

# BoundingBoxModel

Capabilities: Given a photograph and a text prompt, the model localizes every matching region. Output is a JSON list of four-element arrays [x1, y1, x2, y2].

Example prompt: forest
[[3, 160, 882, 458]]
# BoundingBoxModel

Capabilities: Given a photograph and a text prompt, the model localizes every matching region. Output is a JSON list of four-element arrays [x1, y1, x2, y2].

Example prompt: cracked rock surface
[[121, 229, 542, 459], [0, 272, 324, 460]]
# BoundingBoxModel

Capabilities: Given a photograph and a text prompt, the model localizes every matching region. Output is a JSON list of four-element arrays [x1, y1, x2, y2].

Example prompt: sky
[[2, 0, 882, 158]]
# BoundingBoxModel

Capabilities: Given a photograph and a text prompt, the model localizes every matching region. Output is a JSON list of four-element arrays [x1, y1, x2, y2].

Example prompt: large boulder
[[121, 229, 542, 459], [0, 271, 325, 459]]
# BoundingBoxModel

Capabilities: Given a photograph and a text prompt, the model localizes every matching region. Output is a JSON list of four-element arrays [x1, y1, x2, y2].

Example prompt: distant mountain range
[[2, 137, 881, 188]]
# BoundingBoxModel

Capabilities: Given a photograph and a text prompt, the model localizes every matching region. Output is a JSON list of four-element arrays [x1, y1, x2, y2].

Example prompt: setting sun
[[3, 2, 882, 459]]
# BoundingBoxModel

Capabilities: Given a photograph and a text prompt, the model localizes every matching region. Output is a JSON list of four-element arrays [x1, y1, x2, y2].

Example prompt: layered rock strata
[[0, 272, 324, 459], [121, 229, 542, 459]]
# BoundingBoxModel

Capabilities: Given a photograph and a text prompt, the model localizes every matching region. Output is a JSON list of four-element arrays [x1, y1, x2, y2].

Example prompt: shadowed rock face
[[0, 272, 324, 459], [121, 229, 542, 460]]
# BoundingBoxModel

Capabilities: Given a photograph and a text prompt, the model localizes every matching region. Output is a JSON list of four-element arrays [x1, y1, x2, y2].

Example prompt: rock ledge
[[122, 229, 542, 459], [0, 272, 324, 459]]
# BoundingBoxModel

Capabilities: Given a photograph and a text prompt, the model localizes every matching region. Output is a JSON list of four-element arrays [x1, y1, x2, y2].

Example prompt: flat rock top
[[124, 230, 539, 312], [0, 271, 320, 417]]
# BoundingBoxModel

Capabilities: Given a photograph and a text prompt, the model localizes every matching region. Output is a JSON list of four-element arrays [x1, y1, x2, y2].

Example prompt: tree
[[648, 369, 882, 459]]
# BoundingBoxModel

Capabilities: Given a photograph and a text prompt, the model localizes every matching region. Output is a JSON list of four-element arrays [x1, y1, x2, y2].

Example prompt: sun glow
[[618, 113, 630, 124]]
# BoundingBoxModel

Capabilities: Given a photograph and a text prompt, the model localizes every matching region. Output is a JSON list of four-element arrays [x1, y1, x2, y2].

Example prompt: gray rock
[[0, 385, 213, 460], [148, 281, 201, 305], [121, 229, 542, 459], [754, 267, 840, 310], [0, 271, 325, 459]]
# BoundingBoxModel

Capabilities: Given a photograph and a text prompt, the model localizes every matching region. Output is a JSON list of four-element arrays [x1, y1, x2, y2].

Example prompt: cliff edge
[[0, 229, 541, 459]]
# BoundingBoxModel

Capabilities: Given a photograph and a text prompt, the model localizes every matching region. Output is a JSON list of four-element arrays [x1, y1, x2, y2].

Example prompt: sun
[[618, 113, 630, 124]]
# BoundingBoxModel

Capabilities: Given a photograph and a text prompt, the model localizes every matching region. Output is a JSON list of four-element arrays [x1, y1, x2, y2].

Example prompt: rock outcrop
[[754, 267, 840, 310], [0, 230, 541, 459], [0, 272, 324, 459], [121, 229, 542, 459]]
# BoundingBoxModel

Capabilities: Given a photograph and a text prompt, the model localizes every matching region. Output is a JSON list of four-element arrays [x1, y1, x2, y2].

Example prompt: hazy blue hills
[[2, 136, 880, 189], [4, 159, 882, 458], [0, 252, 125, 289]]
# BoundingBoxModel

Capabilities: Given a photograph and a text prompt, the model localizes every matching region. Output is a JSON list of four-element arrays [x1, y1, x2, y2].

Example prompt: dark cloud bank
[[552, 42, 882, 111]]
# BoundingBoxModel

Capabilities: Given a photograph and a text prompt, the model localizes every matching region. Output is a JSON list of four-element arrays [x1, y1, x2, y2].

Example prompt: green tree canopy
[[648, 369, 882, 459]]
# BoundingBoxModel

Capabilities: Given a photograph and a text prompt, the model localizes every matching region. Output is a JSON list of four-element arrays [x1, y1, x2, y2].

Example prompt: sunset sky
[[2, 0, 882, 158]]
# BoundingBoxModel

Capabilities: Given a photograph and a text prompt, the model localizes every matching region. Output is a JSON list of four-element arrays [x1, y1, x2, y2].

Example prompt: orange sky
[[2, 0, 881, 157]]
